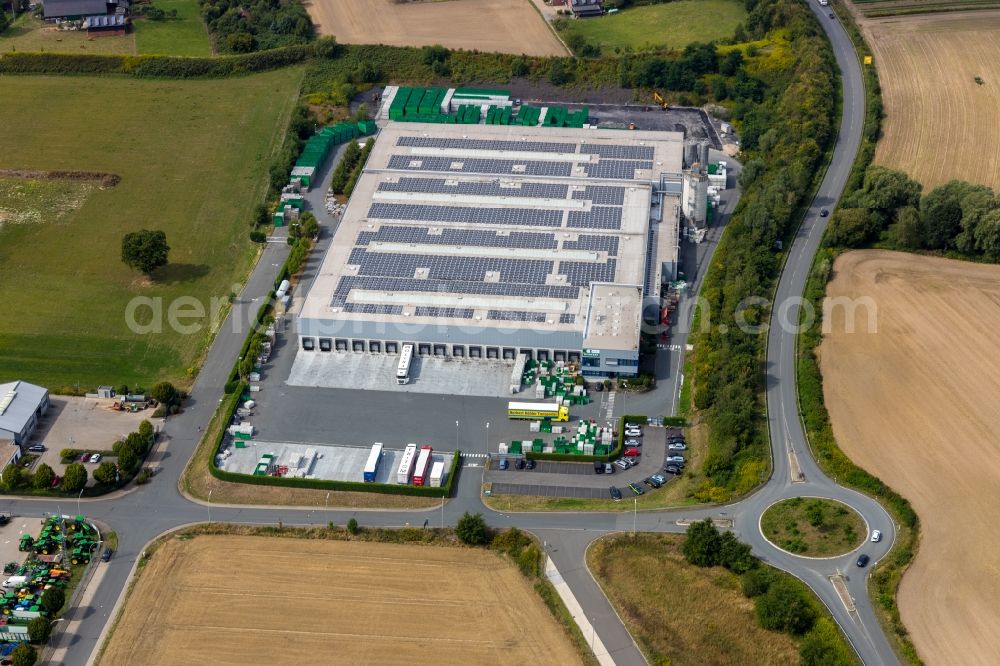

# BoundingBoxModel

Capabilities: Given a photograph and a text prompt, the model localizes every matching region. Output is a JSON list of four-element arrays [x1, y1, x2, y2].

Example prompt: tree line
[[691, 0, 838, 500], [827, 167, 1000, 258]]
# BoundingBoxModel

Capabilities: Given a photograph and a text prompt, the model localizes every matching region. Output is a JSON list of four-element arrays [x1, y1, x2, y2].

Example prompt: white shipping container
[[249, 385, 261, 392], [243, 399, 256, 409], [429, 460, 446, 487], [529, 421, 540, 433], [498, 442, 508, 455]]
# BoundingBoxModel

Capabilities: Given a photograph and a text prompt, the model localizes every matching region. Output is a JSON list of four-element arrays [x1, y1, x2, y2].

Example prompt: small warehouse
[[0, 381, 50, 447]]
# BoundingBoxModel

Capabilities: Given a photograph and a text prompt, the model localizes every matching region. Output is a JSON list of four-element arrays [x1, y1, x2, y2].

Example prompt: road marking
[[604, 391, 616, 420], [788, 450, 806, 483]]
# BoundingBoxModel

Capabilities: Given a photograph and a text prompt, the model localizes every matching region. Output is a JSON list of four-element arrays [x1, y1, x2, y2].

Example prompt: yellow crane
[[653, 92, 669, 110]]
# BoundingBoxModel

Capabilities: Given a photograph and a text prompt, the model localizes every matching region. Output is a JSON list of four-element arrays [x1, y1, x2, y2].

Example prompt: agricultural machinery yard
[[99, 535, 580, 665]]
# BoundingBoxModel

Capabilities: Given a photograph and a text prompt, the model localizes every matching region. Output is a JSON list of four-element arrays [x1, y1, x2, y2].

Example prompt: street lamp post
[[455, 420, 459, 451], [207, 489, 213, 523], [77, 488, 84, 516], [484, 422, 490, 453], [325, 492, 330, 526]]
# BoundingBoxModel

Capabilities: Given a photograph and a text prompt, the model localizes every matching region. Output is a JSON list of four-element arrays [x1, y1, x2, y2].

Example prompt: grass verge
[[588, 533, 856, 665], [761, 497, 866, 556]]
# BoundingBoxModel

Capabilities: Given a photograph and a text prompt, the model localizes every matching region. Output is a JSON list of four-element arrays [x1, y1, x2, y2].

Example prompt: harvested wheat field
[[100, 535, 579, 665], [865, 12, 1000, 190], [305, 0, 568, 56], [821, 250, 1000, 666]]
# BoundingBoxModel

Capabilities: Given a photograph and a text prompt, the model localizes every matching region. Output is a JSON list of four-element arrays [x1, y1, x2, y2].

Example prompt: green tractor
[[18, 534, 33, 552]]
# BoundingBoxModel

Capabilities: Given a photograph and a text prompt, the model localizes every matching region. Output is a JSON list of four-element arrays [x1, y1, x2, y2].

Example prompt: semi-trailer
[[412, 446, 433, 486], [363, 442, 383, 482], [396, 443, 418, 484], [429, 460, 446, 487]]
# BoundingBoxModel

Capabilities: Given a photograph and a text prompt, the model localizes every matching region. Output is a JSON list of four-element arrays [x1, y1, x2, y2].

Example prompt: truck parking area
[[217, 440, 452, 486]]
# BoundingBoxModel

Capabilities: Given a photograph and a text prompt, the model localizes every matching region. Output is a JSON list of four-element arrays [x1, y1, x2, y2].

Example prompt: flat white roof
[[300, 122, 684, 350]]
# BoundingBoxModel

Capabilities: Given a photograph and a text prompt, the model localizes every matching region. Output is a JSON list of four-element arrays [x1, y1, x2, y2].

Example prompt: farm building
[[570, 0, 603, 17], [297, 122, 684, 378], [0, 440, 21, 475], [0, 381, 50, 447], [83, 14, 127, 35], [42, 0, 128, 20]]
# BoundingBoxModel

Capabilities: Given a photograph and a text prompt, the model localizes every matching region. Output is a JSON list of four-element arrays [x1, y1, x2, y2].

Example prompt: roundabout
[[761, 497, 867, 558]]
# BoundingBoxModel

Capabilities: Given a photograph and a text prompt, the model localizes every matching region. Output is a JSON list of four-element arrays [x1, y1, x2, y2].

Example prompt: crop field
[[588, 533, 800, 665], [866, 12, 1000, 190], [99, 535, 580, 665], [305, 0, 568, 56], [821, 250, 1000, 665], [0, 71, 302, 389], [557, 0, 747, 53], [851, 0, 1000, 18]]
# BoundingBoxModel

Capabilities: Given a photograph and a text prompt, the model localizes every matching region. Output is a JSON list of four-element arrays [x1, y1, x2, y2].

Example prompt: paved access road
[[14, 7, 904, 664]]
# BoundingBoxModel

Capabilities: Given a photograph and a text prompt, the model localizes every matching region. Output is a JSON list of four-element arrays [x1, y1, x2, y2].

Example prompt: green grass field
[[134, 0, 212, 56], [557, 0, 747, 53], [0, 70, 303, 391], [761, 497, 866, 556]]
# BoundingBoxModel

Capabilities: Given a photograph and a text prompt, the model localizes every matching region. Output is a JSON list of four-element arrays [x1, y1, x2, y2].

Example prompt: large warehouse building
[[297, 123, 683, 378]]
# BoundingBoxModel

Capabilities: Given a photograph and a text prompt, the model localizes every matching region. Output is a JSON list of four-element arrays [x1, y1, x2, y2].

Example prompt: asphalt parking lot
[[0, 517, 41, 568]]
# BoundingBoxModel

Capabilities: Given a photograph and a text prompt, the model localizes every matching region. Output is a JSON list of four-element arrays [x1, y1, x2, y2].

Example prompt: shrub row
[[0, 45, 312, 78]]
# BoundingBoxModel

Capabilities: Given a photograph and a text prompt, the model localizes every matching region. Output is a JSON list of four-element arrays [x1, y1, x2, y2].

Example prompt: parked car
[[625, 439, 641, 447], [27, 445, 45, 453], [668, 443, 687, 452], [625, 428, 642, 438], [89, 453, 102, 464], [610, 486, 622, 501], [78, 454, 90, 463], [625, 422, 641, 429], [604, 463, 614, 474], [643, 477, 662, 489], [594, 461, 605, 474], [627, 482, 644, 496], [525, 459, 536, 470], [870, 530, 882, 543], [664, 465, 681, 475], [651, 474, 667, 484], [499, 458, 508, 470], [100, 548, 113, 563], [820, 208, 830, 217], [856, 554, 870, 567], [614, 459, 629, 471], [515, 458, 526, 470], [624, 447, 640, 457], [665, 455, 686, 464]]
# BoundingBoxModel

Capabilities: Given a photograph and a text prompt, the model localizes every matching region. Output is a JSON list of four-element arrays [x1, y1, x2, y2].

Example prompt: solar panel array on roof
[[368, 202, 563, 228], [581, 144, 655, 160], [355, 231, 377, 246], [368, 225, 558, 249], [560, 259, 617, 286], [348, 248, 553, 284], [487, 310, 549, 323], [331, 276, 579, 308], [388, 155, 573, 178], [567, 206, 623, 230], [559, 313, 577, 324], [585, 161, 654, 180], [397, 136, 577, 153], [378, 177, 569, 200], [342, 303, 403, 315], [414, 306, 474, 319], [563, 234, 619, 255], [572, 186, 626, 205]]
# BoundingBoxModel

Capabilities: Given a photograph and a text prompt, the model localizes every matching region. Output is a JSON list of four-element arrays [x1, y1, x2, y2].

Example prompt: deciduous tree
[[121, 230, 170, 276]]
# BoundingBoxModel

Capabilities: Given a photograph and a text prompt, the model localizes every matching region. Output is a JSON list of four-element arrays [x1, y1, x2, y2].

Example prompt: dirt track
[[864, 12, 1000, 190], [821, 250, 1000, 666], [100, 535, 579, 665], [306, 0, 568, 56]]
